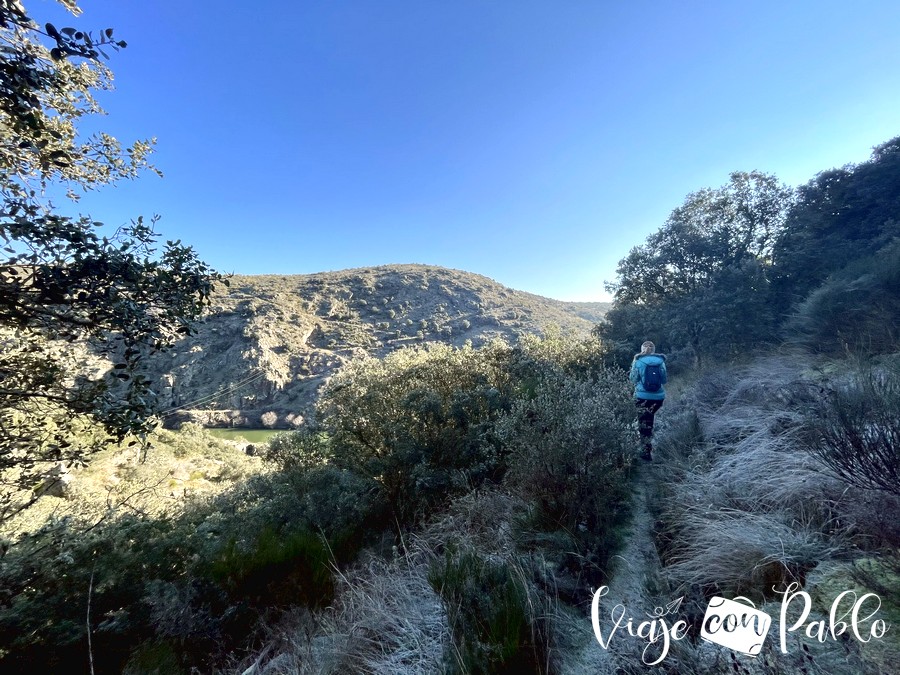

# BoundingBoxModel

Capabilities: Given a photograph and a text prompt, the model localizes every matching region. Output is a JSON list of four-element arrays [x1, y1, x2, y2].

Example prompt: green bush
[[0, 513, 214, 674], [263, 428, 331, 471], [317, 341, 516, 521], [123, 641, 187, 675], [515, 326, 608, 379], [315, 332, 621, 525], [0, 330, 634, 672], [496, 365, 634, 580], [429, 547, 547, 674], [0, 461, 386, 672], [209, 526, 333, 608], [281, 465, 389, 560], [497, 368, 633, 533], [786, 239, 900, 355]]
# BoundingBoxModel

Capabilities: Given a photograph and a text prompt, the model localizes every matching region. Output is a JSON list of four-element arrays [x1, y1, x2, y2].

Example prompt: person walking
[[630, 340, 667, 461]]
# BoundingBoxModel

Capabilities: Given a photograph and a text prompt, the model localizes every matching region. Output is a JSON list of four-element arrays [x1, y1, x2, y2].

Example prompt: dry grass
[[227, 489, 557, 675], [225, 539, 449, 675], [244, 550, 450, 675], [657, 358, 852, 595], [1, 424, 267, 540], [645, 352, 899, 673], [664, 507, 842, 595]]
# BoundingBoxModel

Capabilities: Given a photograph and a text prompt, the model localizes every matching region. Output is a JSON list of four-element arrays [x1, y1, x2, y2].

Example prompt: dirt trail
[[559, 464, 664, 674]]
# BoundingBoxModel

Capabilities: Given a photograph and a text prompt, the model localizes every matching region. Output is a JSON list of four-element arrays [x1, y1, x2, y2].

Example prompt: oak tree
[[601, 171, 793, 365], [0, 0, 223, 517]]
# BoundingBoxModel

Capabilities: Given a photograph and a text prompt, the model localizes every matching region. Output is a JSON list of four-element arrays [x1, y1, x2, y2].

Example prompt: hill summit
[[150, 264, 609, 429]]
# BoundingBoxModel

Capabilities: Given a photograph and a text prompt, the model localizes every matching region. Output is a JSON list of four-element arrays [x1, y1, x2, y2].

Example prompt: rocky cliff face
[[145, 264, 609, 428]]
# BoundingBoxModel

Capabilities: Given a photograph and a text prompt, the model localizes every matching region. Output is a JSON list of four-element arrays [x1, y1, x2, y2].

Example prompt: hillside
[[148, 264, 609, 428]]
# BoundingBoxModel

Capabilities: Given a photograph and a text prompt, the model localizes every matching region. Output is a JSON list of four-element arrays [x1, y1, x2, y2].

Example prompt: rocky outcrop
[[35, 462, 74, 499]]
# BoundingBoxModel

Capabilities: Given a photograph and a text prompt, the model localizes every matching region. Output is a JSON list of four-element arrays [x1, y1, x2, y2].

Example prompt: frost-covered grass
[[645, 353, 900, 674], [226, 490, 556, 675]]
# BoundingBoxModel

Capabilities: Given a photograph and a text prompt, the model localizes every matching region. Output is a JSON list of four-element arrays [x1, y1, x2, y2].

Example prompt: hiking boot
[[639, 446, 653, 462]]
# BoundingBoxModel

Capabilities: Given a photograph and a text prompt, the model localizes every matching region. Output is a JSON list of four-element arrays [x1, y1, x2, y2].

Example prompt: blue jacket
[[630, 354, 667, 400]]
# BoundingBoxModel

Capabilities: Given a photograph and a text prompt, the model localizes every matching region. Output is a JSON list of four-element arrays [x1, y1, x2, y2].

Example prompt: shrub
[[263, 429, 330, 471], [311, 331, 623, 532], [317, 341, 516, 521], [495, 366, 634, 581], [325, 298, 353, 320], [0, 457, 387, 672], [282, 465, 389, 560], [123, 641, 187, 675], [515, 326, 608, 380], [0, 513, 214, 673], [497, 369, 632, 533], [163, 422, 228, 458], [804, 365, 900, 495], [786, 239, 900, 355], [208, 526, 333, 608]]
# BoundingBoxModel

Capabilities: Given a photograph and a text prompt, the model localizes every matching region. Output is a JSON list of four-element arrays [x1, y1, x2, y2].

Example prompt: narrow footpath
[[560, 463, 666, 674]]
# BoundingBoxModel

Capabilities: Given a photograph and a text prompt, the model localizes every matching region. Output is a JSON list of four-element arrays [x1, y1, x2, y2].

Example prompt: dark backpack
[[642, 363, 663, 392]]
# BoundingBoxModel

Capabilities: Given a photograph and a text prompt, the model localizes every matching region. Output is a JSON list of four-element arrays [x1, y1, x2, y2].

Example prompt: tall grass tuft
[[656, 357, 850, 596]]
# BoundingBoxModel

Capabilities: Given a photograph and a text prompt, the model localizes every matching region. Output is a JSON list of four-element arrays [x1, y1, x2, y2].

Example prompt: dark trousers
[[635, 398, 663, 447]]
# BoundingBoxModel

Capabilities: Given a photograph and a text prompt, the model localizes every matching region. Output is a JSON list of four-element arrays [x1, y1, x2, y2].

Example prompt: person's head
[[640, 341, 655, 356]]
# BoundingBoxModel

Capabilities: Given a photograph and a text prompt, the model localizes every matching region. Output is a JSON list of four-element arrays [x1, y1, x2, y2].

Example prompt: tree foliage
[[0, 0, 222, 517], [602, 138, 900, 363], [607, 171, 793, 306], [772, 136, 900, 314], [600, 171, 792, 365]]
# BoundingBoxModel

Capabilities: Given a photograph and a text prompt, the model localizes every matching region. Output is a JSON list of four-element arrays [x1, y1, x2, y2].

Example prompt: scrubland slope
[[146, 265, 608, 429]]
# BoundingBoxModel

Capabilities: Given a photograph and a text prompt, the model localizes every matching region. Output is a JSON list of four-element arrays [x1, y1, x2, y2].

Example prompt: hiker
[[630, 340, 667, 462]]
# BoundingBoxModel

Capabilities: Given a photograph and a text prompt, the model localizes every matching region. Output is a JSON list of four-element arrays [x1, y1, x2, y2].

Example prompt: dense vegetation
[[598, 140, 900, 366], [596, 136, 900, 673], [0, 331, 636, 673], [1, 1, 899, 674], [639, 356, 900, 674]]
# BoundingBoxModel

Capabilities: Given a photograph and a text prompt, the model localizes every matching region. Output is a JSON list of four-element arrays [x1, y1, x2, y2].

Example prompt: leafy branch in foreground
[[0, 0, 223, 516]]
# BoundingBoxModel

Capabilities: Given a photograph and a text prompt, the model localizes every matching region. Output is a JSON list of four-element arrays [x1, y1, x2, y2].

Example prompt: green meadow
[[204, 428, 284, 443]]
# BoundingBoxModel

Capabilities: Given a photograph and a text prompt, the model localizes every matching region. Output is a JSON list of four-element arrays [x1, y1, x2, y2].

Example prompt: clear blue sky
[[45, 0, 900, 301]]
